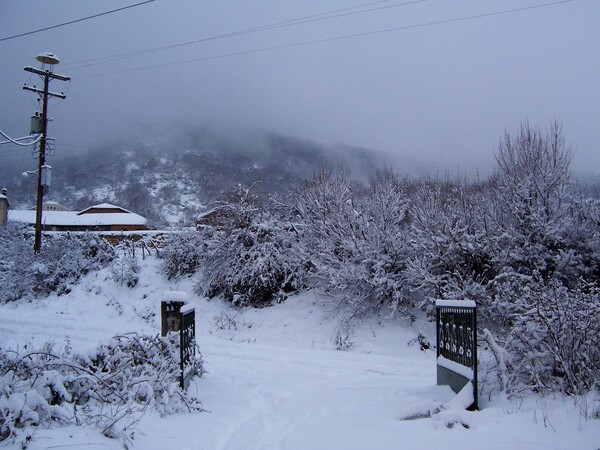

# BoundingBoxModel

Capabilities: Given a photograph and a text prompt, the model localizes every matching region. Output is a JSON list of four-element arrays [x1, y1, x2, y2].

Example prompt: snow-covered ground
[[1, 256, 598, 449]]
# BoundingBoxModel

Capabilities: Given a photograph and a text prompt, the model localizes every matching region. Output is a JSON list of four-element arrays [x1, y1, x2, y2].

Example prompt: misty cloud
[[1, 0, 599, 177]]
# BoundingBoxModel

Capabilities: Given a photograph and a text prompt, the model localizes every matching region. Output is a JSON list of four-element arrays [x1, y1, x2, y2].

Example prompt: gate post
[[436, 300, 478, 410], [160, 291, 196, 390], [161, 291, 188, 337]]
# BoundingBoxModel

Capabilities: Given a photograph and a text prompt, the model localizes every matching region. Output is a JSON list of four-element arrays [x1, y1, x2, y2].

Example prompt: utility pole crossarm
[[22, 84, 67, 99], [24, 66, 71, 81]]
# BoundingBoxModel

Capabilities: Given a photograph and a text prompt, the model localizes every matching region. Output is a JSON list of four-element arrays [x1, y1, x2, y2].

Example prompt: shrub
[[112, 250, 140, 288], [159, 231, 205, 279], [503, 279, 600, 395], [0, 226, 115, 303], [203, 214, 300, 307], [0, 333, 203, 446], [294, 169, 411, 314]]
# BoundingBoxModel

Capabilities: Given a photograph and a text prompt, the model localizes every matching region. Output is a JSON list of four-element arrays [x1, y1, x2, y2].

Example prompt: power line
[[75, 0, 577, 79], [0, 129, 43, 147], [64, 0, 423, 71], [0, 0, 155, 43]]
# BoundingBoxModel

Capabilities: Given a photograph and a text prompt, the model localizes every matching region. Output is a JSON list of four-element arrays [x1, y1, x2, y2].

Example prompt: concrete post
[[0, 188, 9, 226]]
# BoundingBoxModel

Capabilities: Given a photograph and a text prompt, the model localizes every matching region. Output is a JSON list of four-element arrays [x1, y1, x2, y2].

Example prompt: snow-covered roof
[[8, 209, 147, 227], [78, 203, 133, 215], [195, 204, 233, 220]]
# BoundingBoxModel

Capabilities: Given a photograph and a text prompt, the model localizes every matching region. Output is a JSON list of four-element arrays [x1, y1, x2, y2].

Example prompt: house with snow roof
[[8, 202, 148, 232], [194, 204, 237, 231]]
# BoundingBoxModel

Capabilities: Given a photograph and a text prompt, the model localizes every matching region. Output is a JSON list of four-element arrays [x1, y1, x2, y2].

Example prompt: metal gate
[[180, 305, 196, 391], [436, 300, 477, 410]]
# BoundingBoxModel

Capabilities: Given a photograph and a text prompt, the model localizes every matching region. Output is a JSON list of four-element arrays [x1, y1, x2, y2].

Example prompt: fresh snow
[[163, 290, 189, 302], [0, 256, 598, 449], [437, 354, 474, 380], [435, 299, 477, 308]]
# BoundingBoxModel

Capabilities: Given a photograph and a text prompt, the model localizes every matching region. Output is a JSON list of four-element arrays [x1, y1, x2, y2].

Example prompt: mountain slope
[[1, 126, 392, 227]]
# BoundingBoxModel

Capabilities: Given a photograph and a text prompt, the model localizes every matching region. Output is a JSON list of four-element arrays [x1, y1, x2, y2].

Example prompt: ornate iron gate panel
[[436, 300, 478, 410], [180, 306, 196, 391]]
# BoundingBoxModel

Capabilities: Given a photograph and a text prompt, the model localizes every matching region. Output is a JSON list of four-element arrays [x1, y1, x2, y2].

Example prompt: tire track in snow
[[198, 338, 435, 450]]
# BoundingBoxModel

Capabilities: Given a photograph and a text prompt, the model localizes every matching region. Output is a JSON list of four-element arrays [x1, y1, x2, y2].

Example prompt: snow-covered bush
[[332, 315, 355, 350], [0, 333, 203, 446], [112, 244, 140, 288], [403, 123, 600, 396], [203, 212, 300, 307], [200, 184, 302, 307], [294, 169, 411, 314], [0, 226, 115, 303], [501, 279, 600, 395], [406, 181, 497, 318], [0, 224, 34, 303], [159, 230, 205, 279]]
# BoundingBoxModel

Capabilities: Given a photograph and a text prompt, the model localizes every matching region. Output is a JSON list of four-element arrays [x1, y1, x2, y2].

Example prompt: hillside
[[0, 125, 393, 228]]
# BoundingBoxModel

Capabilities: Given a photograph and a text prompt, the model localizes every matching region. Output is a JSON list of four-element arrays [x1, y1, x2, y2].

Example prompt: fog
[[1, 0, 599, 177]]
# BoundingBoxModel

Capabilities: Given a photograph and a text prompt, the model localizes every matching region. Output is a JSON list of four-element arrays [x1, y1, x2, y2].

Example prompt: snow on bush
[[0, 333, 203, 447], [195, 184, 301, 307], [112, 243, 141, 288], [203, 212, 301, 307], [0, 225, 115, 303], [294, 169, 412, 315], [501, 279, 600, 395], [406, 181, 496, 318], [159, 230, 205, 279]]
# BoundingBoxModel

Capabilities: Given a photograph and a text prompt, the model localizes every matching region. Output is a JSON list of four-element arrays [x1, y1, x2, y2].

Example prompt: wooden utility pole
[[23, 53, 70, 253]]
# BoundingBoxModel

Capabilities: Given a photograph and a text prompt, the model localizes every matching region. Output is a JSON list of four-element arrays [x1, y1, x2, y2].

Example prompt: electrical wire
[[64, 0, 424, 71], [0, 0, 155, 43], [74, 0, 576, 79], [17, 145, 31, 175], [0, 130, 43, 147]]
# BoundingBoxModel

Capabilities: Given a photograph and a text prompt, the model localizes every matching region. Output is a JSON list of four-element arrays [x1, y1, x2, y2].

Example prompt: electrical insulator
[[40, 165, 51, 187]]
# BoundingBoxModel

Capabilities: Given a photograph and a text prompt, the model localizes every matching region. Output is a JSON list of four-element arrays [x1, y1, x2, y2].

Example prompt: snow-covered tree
[[407, 181, 496, 317], [491, 121, 574, 281], [201, 184, 301, 307], [294, 169, 411, 314]]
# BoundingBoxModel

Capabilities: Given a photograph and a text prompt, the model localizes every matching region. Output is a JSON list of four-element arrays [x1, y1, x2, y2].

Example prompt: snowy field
[[1, 257, 598, 449]]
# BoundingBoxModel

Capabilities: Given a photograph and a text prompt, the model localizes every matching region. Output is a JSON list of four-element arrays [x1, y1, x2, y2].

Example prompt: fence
[[436, 300, 477, 410]]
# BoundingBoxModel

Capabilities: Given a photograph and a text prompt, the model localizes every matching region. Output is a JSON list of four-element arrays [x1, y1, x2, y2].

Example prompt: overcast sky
[[1, 0, 599, 177]]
